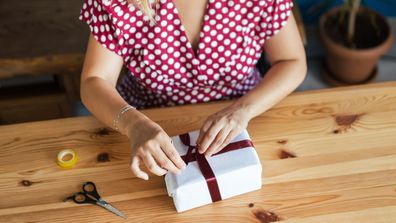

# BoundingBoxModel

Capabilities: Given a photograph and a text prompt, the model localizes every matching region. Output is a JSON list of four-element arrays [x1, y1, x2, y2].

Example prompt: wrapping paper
[[165, 129, 262, 212]]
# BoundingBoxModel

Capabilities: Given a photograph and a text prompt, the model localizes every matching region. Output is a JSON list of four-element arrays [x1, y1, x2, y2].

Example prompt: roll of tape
[[57, 149, 78, 168]]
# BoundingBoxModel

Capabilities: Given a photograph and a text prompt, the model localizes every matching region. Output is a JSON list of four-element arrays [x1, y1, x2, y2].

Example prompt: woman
[[79, 0, 306, 180]]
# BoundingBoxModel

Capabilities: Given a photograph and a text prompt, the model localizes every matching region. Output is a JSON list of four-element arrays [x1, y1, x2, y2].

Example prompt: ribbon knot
[[179, 133, 222, 202], [178, 133, 254, 203]]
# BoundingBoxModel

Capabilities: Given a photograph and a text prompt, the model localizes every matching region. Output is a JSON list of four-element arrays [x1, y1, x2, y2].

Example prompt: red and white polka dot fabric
[[79, 0, 293, 109]]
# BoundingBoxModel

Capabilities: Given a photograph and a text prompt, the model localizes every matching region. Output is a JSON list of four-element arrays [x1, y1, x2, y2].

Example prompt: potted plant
[[318, 0, 394, 85]]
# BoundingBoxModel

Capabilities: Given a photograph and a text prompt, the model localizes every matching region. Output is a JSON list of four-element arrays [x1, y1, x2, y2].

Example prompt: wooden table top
[[1, 82, 396, 222]]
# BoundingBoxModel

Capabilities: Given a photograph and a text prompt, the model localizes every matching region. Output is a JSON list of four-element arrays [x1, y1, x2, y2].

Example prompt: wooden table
[[1, 82, 396, 222]]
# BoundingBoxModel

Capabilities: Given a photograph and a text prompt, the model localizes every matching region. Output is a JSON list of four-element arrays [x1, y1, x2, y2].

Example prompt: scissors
[[64, 181, 128, 219]]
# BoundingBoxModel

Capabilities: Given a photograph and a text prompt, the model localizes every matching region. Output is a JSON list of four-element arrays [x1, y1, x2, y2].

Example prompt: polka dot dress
[[79, 0, 294, 109]]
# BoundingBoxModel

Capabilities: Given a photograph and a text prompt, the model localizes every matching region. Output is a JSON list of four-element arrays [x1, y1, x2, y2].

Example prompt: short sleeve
[[78, 0, 125, 57], [259, 0, 294, 40]]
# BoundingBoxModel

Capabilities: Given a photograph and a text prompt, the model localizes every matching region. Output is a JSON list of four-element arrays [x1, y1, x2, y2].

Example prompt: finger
[[196, 119, 214, 147], [213, 129, 239, 156], [198, 121, 224, 154], [205, 127, 230, 158], [141, 152, 168, 176], [161, 137, 186, 170], [130, 156, 149, 180], [153, 149, 181, 174]]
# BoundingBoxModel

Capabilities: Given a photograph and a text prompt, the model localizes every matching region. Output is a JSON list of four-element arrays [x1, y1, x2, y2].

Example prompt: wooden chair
[[0, 0, 87, 124]]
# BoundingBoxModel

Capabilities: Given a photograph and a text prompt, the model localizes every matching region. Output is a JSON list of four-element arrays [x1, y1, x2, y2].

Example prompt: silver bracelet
[[113, 104, 136, 131]]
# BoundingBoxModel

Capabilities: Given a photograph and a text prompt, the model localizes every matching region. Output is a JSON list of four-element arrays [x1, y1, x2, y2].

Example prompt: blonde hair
[[127, 0, 159, 24]]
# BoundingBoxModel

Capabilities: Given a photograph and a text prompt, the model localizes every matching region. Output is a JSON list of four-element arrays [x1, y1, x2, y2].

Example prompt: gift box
[[165, 129, 262, 212]]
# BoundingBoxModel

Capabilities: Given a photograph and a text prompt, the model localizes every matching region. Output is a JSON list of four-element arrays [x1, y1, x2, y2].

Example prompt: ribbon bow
[[179, 133, 254, 202]]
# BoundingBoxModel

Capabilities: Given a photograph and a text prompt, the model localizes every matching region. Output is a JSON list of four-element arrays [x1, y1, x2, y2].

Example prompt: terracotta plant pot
[[319, 6, 394, 85]]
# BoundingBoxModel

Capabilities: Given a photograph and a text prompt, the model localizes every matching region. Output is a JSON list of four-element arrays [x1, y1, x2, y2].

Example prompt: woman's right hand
[[126, 117, 186, 180]]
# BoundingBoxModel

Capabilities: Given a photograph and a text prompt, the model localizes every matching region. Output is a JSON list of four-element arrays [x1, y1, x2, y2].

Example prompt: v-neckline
[[169, 0, 211, 59]]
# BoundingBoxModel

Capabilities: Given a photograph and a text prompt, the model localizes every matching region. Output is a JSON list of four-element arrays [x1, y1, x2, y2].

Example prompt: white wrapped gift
[[165, 129, 262, 212]]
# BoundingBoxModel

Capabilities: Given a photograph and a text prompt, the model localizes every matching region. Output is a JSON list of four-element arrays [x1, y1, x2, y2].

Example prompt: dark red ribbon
[[179, 133, 254, 202]]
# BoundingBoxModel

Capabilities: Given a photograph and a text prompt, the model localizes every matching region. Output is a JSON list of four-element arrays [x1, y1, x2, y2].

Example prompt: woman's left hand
[[196, 104, 252, 158]]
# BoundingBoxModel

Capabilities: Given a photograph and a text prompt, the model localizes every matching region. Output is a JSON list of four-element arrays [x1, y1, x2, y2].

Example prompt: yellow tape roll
[[57, 149, 78, 168]]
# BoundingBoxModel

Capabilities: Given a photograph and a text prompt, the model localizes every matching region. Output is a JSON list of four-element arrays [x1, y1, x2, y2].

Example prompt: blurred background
[[0, 0, 395, 125]]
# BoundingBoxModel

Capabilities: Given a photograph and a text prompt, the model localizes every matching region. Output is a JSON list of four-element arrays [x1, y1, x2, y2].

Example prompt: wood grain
[[0, 54, 84, 79], [0, 0, 88, 59], [0, 82, 396, 222]]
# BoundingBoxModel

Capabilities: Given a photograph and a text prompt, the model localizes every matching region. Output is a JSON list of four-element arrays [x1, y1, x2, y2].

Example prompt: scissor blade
[[96, 200, 128, 219]]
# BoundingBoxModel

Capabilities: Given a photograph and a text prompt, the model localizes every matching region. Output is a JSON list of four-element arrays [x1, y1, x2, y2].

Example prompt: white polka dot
[[161, 54, 168, 60], [210, 30, 217, 36], [167, 47, 175, 54], [154, 49, 161, 55], [173, 51, 181, 57], [210, 41, 218, 47]]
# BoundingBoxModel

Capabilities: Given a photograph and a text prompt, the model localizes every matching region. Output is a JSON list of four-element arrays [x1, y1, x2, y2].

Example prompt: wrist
[[115, 106, 145, 136], [230, 97, 260, 120]]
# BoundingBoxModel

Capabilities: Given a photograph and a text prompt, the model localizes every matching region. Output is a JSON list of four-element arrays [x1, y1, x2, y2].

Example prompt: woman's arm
[[196, 14, 307, 157], [81, 34, 185, 180], [80, 34, 131, 135], [234, 14, 307, 118]]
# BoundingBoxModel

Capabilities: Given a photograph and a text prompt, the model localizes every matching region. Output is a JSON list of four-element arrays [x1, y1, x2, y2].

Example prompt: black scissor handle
[[65, 191, 97, 204], [82, 181, 101, 200]]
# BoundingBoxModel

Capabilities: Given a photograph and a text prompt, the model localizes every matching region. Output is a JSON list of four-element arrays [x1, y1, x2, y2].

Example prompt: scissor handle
[[82, 181, 101, 200], [66, 192, 97, 204]]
